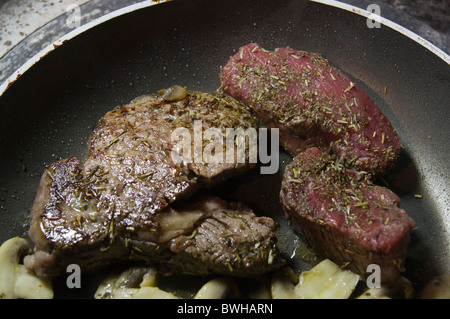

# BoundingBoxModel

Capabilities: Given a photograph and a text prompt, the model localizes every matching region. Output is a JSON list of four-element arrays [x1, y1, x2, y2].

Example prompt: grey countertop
[[0, 0, 449, 86], [383, 0, 449, 35]]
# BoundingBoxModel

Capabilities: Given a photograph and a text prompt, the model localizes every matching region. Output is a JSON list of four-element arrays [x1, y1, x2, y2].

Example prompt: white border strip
[[1, 0, 449, 96], [312, 0, 450, 64]]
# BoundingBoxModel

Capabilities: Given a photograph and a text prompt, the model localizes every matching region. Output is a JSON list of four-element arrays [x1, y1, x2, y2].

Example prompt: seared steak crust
[[27, 173, 282, 278], [163, 197, 282, 276], [280, 147, 415, 282], [220, 43, 401, 176], [88, 88, 258, 185], [25, 88, 284, 278]]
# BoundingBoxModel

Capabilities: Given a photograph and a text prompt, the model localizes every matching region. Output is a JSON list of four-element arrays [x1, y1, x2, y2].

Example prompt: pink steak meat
[[280, 147, 415, 282], [220, 43, 401, 176]]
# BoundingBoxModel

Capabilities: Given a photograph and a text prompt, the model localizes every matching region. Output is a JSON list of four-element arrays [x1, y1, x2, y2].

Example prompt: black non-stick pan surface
[[0, 0, 448, 298]]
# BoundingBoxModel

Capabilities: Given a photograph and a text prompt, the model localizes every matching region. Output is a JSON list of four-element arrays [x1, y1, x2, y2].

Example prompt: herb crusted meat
[[25, 87, 284, 278], [280, 147, 415, 282], [220, 43, 401, 176], [220, 44, 416, 282]]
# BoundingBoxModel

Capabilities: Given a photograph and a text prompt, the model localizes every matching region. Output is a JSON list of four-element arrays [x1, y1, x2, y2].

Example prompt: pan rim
[[312, 0, 450, 64], [0, 0, 449, 97]]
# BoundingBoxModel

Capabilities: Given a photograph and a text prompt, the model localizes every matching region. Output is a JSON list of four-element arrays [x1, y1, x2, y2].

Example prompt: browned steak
[[25, 87, 283, 278], [87, 86, 259, 185], [280, 147, 415, 282], [161, 196, 282, 276], [220, 43, 402, 176]]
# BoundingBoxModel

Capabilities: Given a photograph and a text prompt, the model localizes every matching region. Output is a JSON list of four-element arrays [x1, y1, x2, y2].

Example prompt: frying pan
[[0, 0, 448, 298]]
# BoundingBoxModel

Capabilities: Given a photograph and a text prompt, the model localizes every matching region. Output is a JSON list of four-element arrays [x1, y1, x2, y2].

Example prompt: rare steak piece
[[25, 87, 283, 278], [220, 43, 401, 176], [280, 147, 415, 282]]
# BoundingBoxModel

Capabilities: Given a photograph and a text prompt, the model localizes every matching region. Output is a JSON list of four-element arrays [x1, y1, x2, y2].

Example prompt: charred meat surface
[[161, 196, 282, 276], [25, 87, 284, 278], [220, 43, 401, 176], [280, 147, 415, 282], [88, 87, 259, 185], [27, 180, 282, 278]]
